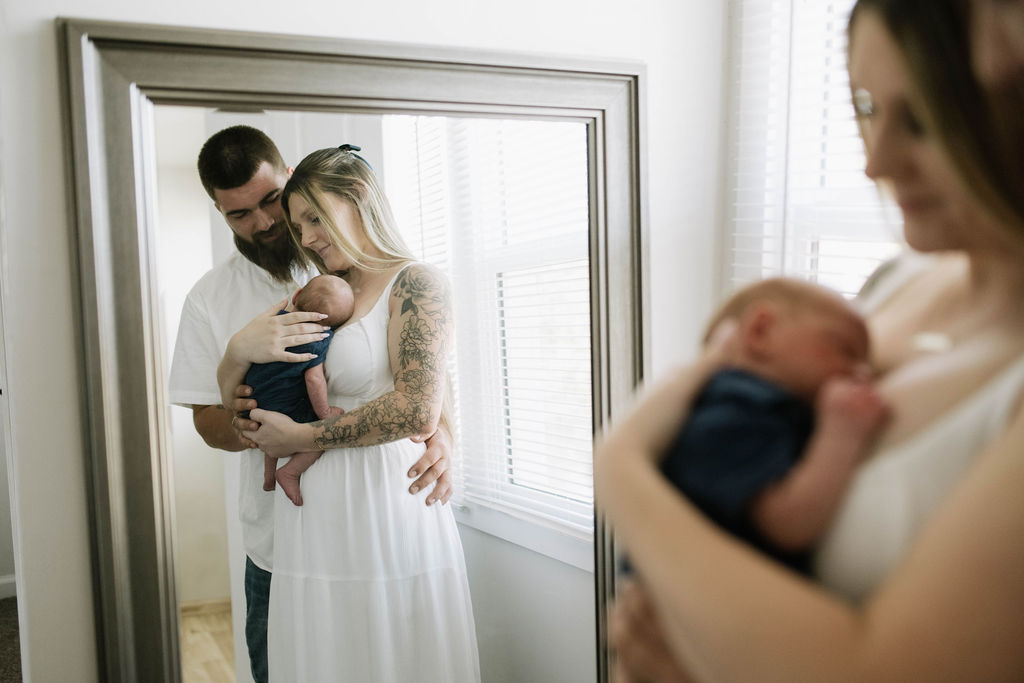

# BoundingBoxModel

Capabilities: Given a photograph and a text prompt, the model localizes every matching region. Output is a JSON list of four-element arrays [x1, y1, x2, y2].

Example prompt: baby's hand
[[817, 376, 890, 452]]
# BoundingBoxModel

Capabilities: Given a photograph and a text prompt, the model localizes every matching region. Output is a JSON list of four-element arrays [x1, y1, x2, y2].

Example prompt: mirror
[[60, 19, 643, 682], [158, 107, 597, 682]]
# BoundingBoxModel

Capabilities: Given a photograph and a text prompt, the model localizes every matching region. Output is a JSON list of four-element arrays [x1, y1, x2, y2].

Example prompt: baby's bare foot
[[276, 467, 304, 506]]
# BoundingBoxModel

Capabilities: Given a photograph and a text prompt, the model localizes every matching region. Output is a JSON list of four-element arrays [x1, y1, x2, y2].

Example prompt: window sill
[[453, 502, 594, 573]]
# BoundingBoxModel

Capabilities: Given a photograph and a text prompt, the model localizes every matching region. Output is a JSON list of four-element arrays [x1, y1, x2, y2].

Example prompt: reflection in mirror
[[154, 105, 596, 682]]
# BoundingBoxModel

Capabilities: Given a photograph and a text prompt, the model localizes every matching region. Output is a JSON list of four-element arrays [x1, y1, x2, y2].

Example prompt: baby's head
[[294, 274, 356, 328], [706, 278, 870, 400]]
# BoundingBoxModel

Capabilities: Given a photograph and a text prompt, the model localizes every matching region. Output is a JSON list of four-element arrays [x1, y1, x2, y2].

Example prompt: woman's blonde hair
[[282, 146, 415, 273], [283, 146, 456, 440]]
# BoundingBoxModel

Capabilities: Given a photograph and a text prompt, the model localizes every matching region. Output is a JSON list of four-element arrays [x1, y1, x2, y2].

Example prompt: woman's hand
[[609, 579, 692, 683], [225, 298, 331, 365], [243, 408, 314, 458], [218, 299, 331, 408]]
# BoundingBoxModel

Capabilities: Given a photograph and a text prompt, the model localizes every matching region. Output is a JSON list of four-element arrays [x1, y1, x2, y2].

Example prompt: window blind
[[382, 115, 594, 537], [726, 0, 903, 297]]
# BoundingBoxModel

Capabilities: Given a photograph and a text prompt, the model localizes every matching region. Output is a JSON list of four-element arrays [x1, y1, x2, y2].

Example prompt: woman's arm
[[247, 264, 453, 456], [598, 384, 1024, 682]]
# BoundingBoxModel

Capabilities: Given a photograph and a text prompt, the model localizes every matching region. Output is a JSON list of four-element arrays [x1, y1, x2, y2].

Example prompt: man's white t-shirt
[[168, 252, 313, 572]]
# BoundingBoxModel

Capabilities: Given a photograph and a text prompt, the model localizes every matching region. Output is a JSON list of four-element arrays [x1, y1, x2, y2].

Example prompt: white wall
[[155, 106, 234, 607], [460, 526, 597, 683], [0, 1, 727, 680]]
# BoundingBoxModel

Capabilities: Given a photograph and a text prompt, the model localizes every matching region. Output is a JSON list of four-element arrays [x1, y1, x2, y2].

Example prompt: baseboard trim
[[179, 597, 231, 616], [0, 575, 15, 600]]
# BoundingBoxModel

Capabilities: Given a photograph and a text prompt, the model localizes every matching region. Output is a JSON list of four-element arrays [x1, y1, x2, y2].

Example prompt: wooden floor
[[180, 601, 236, 683]]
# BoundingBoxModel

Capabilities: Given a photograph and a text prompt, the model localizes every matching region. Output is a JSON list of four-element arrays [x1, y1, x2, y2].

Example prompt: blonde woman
[[600, 0, 1024, 680], [219, 146, 479, 682]]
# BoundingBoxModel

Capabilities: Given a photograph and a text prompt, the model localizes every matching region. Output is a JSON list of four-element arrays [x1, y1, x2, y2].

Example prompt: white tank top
[[814, 254, 1024, 601]]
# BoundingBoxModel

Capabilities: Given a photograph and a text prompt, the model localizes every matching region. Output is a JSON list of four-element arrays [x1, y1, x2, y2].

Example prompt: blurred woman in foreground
[[599, 1, 1024, 680]]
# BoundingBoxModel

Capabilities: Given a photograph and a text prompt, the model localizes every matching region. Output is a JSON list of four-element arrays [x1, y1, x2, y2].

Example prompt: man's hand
[[229, 384, 260, 449], [191, 403, 249, 451], [608, 579, 692, 683], [408, 424, 454, 506]]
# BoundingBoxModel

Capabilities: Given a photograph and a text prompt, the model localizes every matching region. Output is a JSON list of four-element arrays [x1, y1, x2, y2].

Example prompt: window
[[382, 116, 594, 568], [725, 0, 903, 296]]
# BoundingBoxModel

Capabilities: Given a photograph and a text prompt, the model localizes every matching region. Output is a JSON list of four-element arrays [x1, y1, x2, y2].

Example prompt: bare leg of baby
[[263, 454, 276, 492], [275, 450, 324, 506]]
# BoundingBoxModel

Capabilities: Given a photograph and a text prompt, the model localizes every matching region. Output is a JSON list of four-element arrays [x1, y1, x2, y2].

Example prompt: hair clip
[[338, 143, 372, 171]]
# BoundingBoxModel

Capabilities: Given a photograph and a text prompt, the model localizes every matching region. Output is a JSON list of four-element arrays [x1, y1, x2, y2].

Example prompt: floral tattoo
[[313, 265, 451, 449]]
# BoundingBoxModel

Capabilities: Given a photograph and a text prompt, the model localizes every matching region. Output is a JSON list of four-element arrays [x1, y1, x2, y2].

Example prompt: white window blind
[[726, 0, 903, 296], [381, 116, 594, 542]]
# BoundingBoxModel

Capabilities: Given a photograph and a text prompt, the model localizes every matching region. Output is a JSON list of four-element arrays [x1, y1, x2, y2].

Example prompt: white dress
[[814, 254, 1024, 601], [267, 267, 480, 682]]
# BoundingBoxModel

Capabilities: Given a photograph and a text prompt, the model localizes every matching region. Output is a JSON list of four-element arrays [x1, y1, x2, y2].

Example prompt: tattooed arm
[[246, 263, 453, 456]]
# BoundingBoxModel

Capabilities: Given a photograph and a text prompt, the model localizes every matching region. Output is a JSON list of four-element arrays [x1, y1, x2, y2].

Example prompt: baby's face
[[769, 304, 870, 399]]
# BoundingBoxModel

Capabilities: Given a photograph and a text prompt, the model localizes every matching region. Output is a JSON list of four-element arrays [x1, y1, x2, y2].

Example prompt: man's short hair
[[197, 125, 287, 200]]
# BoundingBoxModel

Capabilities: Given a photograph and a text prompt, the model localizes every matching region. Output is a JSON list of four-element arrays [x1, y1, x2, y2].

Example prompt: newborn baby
[[243, 274, 355, 506]]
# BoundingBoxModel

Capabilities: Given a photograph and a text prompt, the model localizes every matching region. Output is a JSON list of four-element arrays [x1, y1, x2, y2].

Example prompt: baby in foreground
[[243, 274, 354, 505], [656, 277, 889, 572]]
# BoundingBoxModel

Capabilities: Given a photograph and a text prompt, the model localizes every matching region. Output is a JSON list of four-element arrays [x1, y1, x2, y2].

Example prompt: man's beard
[[234, 223, 302, 283]]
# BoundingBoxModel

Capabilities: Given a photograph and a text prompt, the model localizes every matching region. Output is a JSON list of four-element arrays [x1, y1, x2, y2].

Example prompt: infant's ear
[[292, 288, 303, 306]]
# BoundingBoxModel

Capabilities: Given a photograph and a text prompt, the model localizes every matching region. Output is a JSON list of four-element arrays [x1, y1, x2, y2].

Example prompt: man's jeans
[[244, 557, 271, 683]]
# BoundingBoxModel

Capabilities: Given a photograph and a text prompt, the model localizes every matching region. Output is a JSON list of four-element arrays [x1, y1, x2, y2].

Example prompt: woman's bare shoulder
[[388, 262, 451, 305], [393, 261, 447, 284]]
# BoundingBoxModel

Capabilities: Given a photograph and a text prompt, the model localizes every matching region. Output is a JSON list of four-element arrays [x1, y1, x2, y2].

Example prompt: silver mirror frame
[[58, 17, 646, 682]]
